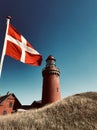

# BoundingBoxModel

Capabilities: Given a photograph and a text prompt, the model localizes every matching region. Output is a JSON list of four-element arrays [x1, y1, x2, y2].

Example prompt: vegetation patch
[[0, 92, 97, 130]]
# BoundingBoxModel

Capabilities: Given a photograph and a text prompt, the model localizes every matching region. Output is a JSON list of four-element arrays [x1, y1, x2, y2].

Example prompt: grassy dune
[[0, 92, 97, 130]]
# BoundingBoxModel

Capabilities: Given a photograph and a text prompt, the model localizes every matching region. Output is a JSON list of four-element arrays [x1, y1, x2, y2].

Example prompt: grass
[[0, 92, 97, 130]]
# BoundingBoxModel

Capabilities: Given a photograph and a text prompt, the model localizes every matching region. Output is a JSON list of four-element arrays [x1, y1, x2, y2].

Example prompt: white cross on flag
[[6, 24, 42, 66]]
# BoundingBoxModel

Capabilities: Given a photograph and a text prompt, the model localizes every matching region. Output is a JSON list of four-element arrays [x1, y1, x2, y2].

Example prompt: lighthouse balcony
[[42, 69, 60, 76]]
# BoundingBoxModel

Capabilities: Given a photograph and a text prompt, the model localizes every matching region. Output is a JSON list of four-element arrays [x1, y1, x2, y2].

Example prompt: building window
[[3, 111, 7, 115], [9, 102, 13, 108]]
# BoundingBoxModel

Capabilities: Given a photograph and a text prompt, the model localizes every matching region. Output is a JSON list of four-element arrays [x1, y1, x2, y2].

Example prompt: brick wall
[[0, 95, 15, 115]]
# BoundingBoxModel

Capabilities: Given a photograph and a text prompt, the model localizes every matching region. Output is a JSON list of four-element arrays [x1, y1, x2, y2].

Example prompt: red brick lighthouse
[[42, 55, 61, 105]]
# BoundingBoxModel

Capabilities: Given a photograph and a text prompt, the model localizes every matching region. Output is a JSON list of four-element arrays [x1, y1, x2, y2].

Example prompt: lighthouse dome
[[46, 55, 56, 62]]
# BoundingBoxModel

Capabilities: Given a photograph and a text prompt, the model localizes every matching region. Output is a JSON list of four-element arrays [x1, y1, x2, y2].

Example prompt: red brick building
[[0, 93, 21, 115]]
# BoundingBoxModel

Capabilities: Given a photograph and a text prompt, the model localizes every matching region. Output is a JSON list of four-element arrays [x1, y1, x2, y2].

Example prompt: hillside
[[0, 92, 97, 130]]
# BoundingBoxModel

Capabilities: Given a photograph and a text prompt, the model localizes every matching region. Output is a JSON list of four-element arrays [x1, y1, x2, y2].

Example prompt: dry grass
[[0, 92, 97, 130]]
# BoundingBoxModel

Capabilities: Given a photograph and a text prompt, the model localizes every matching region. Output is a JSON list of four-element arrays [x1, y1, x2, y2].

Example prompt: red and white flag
[[0, 17, 42, 77], [6, 24, 42, 66]]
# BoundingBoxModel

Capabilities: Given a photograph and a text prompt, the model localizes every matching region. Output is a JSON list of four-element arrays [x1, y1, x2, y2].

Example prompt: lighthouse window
[[46, 60, 56, 67], [51, 60, 56, 66], [57, 88, 59, 92]]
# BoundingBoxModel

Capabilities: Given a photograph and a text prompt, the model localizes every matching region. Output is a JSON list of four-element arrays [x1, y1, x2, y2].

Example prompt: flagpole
[[0, 16, 11, 77]]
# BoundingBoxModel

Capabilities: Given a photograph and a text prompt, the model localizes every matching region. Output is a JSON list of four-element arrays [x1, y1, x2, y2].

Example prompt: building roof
[[0, 95, 9, 104], [0, 93, 21, 105]]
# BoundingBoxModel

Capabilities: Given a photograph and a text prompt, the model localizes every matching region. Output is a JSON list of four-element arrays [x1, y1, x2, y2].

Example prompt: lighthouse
[[42, 55, 61, 105]]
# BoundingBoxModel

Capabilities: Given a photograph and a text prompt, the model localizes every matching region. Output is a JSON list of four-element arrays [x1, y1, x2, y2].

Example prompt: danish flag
[[6, 24, 42, 66], [0, 17, 42, 77]]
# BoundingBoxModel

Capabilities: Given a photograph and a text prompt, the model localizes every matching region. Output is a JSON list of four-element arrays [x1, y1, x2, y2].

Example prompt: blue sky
[[0, 0, 97, 104]]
